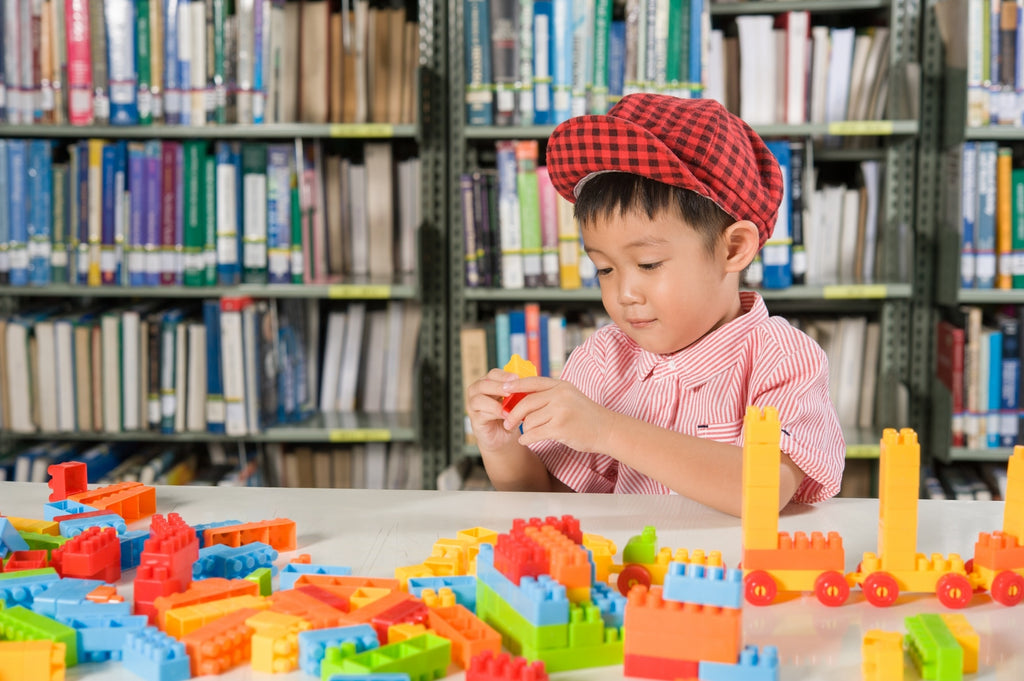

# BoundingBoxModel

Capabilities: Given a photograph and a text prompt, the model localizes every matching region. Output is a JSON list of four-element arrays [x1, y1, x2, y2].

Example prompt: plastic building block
[[296, 584, 353, 612], [163, 594, 269, 639], [0, 568, 60, 608], [56, 512, 127, 539], [292, 553, 312, 563], [0, 518, 30, 557], [518, 604, 623, 673], [501, 354, 538, 415], [48, 461, 88, 501], [325, 675, 411, 681], [203, 517, 297, 551], [119, 529, 150, 570], [369, 598, 430, 642], [388, 623, 428, 642], [86, 585, 124, 604], [247, 566, 273, 595], [192, 520, 242, 548], [624, 652, 699, 680], [321, 632, 451, 680], [19, 531, 67, 558], [9, 517, 60, 537], [247, 611, 312, 673], [698, 645, 780, 681], [153, 577, 259, 630], [180, 607, 259, 676], [475, 580, 569, 655], [742, 531, 846, 572], [741, 406, 782, 552], [661, 561, 743, 610], [476, 543, 570, 626], [192, 541, 278, 580], [293, 574, 400, 593], [280, 562, 353, 590], [268, 587, 350, 629], [1003, 447, 1024, 542], [67, 481, 156, 521], [623, 585, 740, 665], [862, 630, 904, 681], [64, 614, 147, 663], [122, 626, 190, 681], [582, 533, 618, 584], [52, 599, 132, 623], [51, 527, 121, 582], [905, 613, 963, 681], [0, 639, 66, 681], [427, 603, 502, 668], [521, 525, 591, 591], [297, 623, 379, 676], [418, 587, 458, 609], [0, 604, 78, 666], [589, 581, 626, 629], [467, 650, 548, 681], [29, 578, 105, 616], [135, 514, 200, 623], [3, 550, 48, 572], [43, 500, 98, 522], [940, 613, 979, 673]]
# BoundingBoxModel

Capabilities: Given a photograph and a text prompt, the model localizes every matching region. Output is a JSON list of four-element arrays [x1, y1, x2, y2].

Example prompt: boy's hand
[[501, 376, 612, 454], [465, 369, 527, 452]]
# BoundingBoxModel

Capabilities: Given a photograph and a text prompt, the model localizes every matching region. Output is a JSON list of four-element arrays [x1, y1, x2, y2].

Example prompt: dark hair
[[574, 172, 735, 255]]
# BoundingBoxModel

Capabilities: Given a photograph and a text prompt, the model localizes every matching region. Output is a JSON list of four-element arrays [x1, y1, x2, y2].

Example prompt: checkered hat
[[546, 94, 784, 249]]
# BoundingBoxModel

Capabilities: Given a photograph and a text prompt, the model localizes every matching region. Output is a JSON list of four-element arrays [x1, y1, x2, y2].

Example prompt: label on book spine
[[329, 429, 390, 442], [207, 399, 225, 425]]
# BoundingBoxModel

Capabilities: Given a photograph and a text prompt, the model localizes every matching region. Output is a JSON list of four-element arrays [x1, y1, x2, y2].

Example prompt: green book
[[203, 154, 218, 285], [212, 0, 227, 124], [516, 140, 542, 287], [1011, 168, 1024, 288], [241, 143, 269, 284], [182, 141, 206, 286], [290, 173, 304, 284], [51, 163, 69, 284], [136, 0, 153, 125], [590, 0, 612, 113]]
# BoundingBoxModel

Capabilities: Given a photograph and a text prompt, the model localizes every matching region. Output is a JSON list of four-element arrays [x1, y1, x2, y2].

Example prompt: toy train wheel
[[814, 570, 850, 607], [617, 564, 652, 596], [744, 570, 777, 606], [936, 573, 973, 609], [991, 571, 1024, 606], [862, 572, 899, 607]]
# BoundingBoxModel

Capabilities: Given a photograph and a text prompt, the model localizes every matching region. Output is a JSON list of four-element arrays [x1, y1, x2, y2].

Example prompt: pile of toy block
[[863, 613, 979, 681]]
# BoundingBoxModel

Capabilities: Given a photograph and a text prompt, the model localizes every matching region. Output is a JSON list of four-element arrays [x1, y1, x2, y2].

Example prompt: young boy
[[465, 94, 845, 517]]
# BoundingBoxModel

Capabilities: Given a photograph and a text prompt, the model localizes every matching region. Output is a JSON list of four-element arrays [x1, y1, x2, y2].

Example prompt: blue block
[[589, 581, 626, 629], [44, 499, 99, 521], [120, 529, 150, 570], [29, 578, 104, 616], [0, 518, 29, 556], [407, 575, 477, 612], [122, 626, 191, 681], [326, 675, 411, 681], [192, 541, 278, 580], [192, 520, 241, 548], [661, 561, 743, 610], [280, 562, 352, 590], [297, 624, 379, 676], [58, 513, 127, 538], [698, 645, 780, 681], [67, 614, 148, 663], [0, 569, 60, 608], [475, 543, 569, 626]]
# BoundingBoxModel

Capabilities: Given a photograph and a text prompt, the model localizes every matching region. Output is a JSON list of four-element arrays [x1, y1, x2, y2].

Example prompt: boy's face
[[583, 209, 741, 355]]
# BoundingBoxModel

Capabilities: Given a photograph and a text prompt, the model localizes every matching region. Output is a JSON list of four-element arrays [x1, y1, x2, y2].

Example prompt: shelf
[[3, 412, 418, 444], [943, 447, 1016, 463], [955, 288, 1024, 304], [0, 278, 419, 300], [463, 283, 912, 303], [709, 0, 890, 15], [463, 121, 919, 140], [963, 126, 1024, 141], [0, 123, 418, 140]]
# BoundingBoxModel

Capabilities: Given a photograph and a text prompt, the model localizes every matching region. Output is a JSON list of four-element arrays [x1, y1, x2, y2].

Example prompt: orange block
[[292, 575, 400, 592], [342, 591, 417, 626], [268, 589, 351, 629], [181, 608, 259, 677], [203, 518, 297, 551], [623, 586, 741, 664], [68, 482, 156, 521], [428, 604, 501, 669], [973, 531, 1024, 571], [86, 585, 124, 604], [742, 531, 846, 571], [154, 578, 259, 630], [523, 525, 592, 590]]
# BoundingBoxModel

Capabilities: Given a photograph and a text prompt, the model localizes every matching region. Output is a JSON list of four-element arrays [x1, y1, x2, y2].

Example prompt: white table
[[1, 482, 1021, 681]]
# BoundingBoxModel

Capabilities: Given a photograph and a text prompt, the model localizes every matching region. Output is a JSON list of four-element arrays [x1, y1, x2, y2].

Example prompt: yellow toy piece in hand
[[502, 354, 538, 415]]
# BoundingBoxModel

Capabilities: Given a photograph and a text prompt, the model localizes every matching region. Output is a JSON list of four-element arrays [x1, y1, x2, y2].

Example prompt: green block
[[321, 633, 450, 680], [622, 526, 658, 565], [18, 531, 68, 557], [0, 604, 78, 666], [905, 613, 963, 681], [475, 580, 568, 654], [246, 567, 273, 596], [520, 604, 623, 673], [0, 567, 58, 581]]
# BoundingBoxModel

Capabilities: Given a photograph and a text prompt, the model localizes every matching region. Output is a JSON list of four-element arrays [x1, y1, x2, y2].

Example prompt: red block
[[48, 461, 88, 501], [623, 653, 699, 680], [467, 650, 548, 681], [3, 550, 49, 572], [493, 533, 547, 585], [370, 598, 430, 642], [134, 513, 198, 623], [295, 584, 351, 612], [51, 527, 121, 582]]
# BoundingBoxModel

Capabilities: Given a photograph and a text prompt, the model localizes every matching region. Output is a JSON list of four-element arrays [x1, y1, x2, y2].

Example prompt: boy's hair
[[574, 172, 735, 256]]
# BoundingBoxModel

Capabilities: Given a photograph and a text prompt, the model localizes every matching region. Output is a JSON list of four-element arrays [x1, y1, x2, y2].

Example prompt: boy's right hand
[[465, 368, 524, 452]]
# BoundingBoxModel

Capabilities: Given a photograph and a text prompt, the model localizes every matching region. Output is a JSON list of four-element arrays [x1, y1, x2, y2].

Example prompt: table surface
[[1, 481, 1022, 681]]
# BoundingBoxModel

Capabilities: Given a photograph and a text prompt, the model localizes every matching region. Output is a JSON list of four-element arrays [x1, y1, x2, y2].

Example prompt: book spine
[[177, 0, 192, 125], [0, 140, 8, 283], [516, 140, 542, 287], [100, 143, 118, 285], [987, 329, 1003, 447], [997, 146, 1014, 288], [63, 0, 93, 125], [215, 141, 241, 285], [496, 141, 524, 288], [999, 314, 1020, 446], [551, 0, 571, 122], [182, 139, 205, 286], [212, 0, 227, 123], [104, 0, 139, 125], [51, 161, 69, 284], [536, 165, 559, 287], [127, 143, 147, 287], [143, 140, 163, 286], [491, 0, 517, 125], [590, 0, 610, 113], [114, 140, 127, 285], [190, 0, 206, 126], [164, 0, 182, 124], [290, 165, 304, 284], [136, 0, 153, 124], [27, 139, 52, 287], [532, 0, 553, 125], [160, 310, 181, 433], [160, 140, 180, 285], [607, 19, 625, 106], [241, 142, 268, 283], [570, 0, 591, 116], [252, 0, 265, 123], [146, 315, 160, 429], [962, 141, 978, 288], [203, 299, 226, 434], [977, 141, 998, 288], [471, 170, 492, 286], [203, 153, 217, 285], [1013, 168, 1024, 287], [461, 173, 480, 287], [87, 0, 109, 123], [789, 140, 807, 285], [761, 140, 793, 289], [266, 143, 292, 284], [688, 0, 703, 97], [556, 191, 580, 289], [76, 139, 90, 284], [524, 302, 542, 371], [8, 140, 29, 286], [149, 0, 164, 122], [517, 0, 534, 125], [235, 0, 254, 124]]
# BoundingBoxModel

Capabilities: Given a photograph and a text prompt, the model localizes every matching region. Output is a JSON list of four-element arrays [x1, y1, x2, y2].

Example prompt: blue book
[[100, 144, 118, 285], [253, 0, 265, 124], [464, 0, 493, 125], [988, 329, 1003, 448], [532, 0, 554, 126], [551, 0, 572, 123], [214, 141, 242, 286], [607, 20, 626, 106], [762, 140, 793, 289], [203, 299, 226, 434], [114, 141, 128, 285], [75, 141, 91, 285], [976, 141, 998, 289], [128, 143, 147, 287], [79, 442, 133, 483], [144, 141, 163, 286], [7, 140, 27, 286], [265, 144, 292, 284], [27, 140, 53, 287], [539, 311, 550, 377], [494, 311, 512, 369], [0, 140, 8, 284], [105, 0, 140, 125], [164, 0, 183, 125], [508, 309, 527, 359], [999, 314, 1020, 447], [688, 0, 704, 97]]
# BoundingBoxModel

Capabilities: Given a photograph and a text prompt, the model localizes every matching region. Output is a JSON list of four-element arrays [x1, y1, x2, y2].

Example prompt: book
[[516, 140, 542, 287], [459, 324, 489, 444], [496, 141, 523, 288]]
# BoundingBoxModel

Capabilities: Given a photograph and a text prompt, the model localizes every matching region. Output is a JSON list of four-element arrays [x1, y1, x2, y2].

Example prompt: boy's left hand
[[500, 376, 613, 454]]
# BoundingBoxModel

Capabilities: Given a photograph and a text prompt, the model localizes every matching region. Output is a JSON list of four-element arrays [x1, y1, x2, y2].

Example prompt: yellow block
[[251, 625, 300, 674], [6, 517, 59, 536], [862, 630, 903, 681], [0, 640, 65, 681], [940, 613, 979, 673]]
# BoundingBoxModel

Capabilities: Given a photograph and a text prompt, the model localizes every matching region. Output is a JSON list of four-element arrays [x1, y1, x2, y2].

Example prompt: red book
[[524, 303, 542, 375], [936, 320, 966, 446], [160, 142, 182, 285], [64, 0, 95, 126]]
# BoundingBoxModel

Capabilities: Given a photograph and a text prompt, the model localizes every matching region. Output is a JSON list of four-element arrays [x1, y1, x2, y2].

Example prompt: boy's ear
[[722, 220, 761, 272]]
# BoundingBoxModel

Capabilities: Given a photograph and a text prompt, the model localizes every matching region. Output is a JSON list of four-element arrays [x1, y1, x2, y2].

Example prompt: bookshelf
[[446, 0, 925, 482], [0, 0, 451, 489]]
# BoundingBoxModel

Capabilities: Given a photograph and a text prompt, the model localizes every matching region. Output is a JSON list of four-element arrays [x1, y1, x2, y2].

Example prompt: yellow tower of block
[[877, 428, 920, 572], [742, 405, 781, 551], [1003, 447, 1024, 542]]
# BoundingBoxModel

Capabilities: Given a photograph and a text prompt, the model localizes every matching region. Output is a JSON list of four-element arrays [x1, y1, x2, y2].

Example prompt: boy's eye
[[639, 262, 662, 271], [595, 268, 613, 277]]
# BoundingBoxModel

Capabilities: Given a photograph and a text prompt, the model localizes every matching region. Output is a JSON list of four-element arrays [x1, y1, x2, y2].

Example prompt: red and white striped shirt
[[532, 291, 844, 502]]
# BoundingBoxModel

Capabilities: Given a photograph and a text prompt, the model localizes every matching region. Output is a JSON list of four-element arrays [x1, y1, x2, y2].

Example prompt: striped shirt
[[532, 291, 844, 502]]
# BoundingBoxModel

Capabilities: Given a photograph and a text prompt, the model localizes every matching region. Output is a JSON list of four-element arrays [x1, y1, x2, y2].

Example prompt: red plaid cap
[[546, 94, 784, 249]]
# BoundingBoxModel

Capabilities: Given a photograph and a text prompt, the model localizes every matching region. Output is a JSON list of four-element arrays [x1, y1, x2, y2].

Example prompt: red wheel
[[616, 564, 652, 596], [862, 572, 899, 607], [814, 570, 850, 607], [744, 570, 777, 606], [936, 573, 973, 609], [991, 571, 1024, 606]]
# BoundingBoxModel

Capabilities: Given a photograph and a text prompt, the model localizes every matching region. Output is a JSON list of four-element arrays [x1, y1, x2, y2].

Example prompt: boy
[[465, 94, 844, 516]]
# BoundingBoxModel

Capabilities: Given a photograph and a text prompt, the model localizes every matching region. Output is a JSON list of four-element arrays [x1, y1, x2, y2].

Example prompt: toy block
[[388, 623, 428, 642], [246, 609, 312, 634], [369, 597, 430, 642], [0, 518, 30, 557], [904, 613, 963, 681], [10, 517, 60, 536], [0, 568, 60, 608], [862, 630, 905, 681], [742, 406, 781, 552], [624, 652, 699, 680], [521, 624, 623, 673], [621, 526, 658, 565], [1004, 448, 1024, 541], [940, 614, 979, 673], [293, 553, 313, 563], [0, 604, 78, 666], [661, 561, 743, 610], [582, 533, 617, 583], [419, 587, 458, 609], [247, 566, 273, 595], [180, 607, 259, 676], [56, 512, 127, 539], [4, 550, 48, 572], [623, 586, 741, 664], [742, 530, 846, 572], [153, 577, 259, 630], [501, 354, 537, 414], [324, 675, 411, 681], [192, 520, 242, 548], [119, 529, 150, 570], [394, 563, 438, 587], [698, 645, 780, 681], [86, 585, 124, 604], [122, 626, 190, 681], [29, 578, 105, 616], [64, 614, 147, 663], [409, 575, 477, 611], [521, 525, 591, 590], [43, 500, 98, 522], [589, 581, 626, 629], [467, 649, 548, 681], [0, 639, 66, 681], [269, 588, 351, 629], [458, 526, 500, 545], [321, 632, 451, 680], [297, 623, 379, 676], [67, 481, 156, 521], [476, 544, 569, 627], [344, 591, 418, 630], [281, 562, 354, 590], [163, 594, 269, 638], [192, 541, 278, 580], [48, 461, 88, 501], [297, 584, 353, 612], [474, 580, 569, 655], [18, 532, 67, 563], [427, 603, 501, 668], [52, 600, 132, 623], [51, 526, 121, 582], [973, 531, 1024, 572], [203, 517, 297, 551], [424, 537, 479, 577], [294, 574, 400, 593]]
